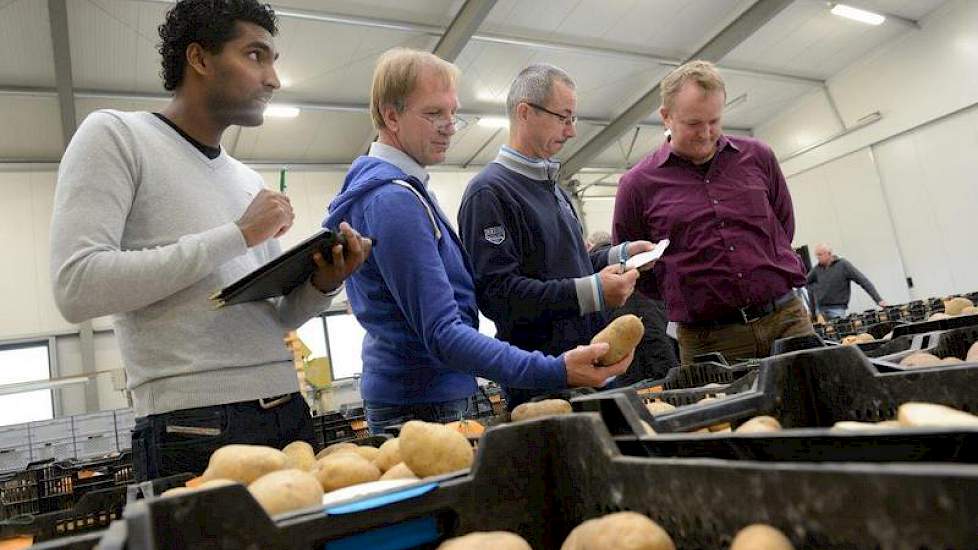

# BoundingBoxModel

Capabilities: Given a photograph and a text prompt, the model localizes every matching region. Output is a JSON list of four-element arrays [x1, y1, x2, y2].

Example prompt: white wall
[[754, 0, 978, 307]]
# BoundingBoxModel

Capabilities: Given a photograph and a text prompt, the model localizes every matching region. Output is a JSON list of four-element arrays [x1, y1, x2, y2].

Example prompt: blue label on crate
[[323, 515, 439, 550], [325, 482, 438, 515]]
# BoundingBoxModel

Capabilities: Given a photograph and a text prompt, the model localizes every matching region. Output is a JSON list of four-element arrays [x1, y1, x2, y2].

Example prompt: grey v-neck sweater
[[50, 110, 333, 416]]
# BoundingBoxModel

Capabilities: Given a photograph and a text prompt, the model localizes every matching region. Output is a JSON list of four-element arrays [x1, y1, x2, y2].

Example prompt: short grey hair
[[506, 63, 576, 120]]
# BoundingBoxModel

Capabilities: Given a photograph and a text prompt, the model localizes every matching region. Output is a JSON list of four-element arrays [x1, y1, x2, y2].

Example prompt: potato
[[730, 524, 794, 550], [561, 511, 674, 550], [201, 445, 288, 485], [832, 420, 901, 432], [161, 486, 195, 498], [437, 531, 531, 550], [248, 469, 324, 517], [735, 416, 782, 433], [315, 442, 357, 460], [899, 352, 942, 368], [511, 399, 573, 423], [380, 462, 418, 481], [399, 420, 474, 478], [855, 333, 874, 343], [591, 314, 645, 366], [898, 402, 978, 428], [967, 342, 978, 363], [196, 479, 238, 490], [960, 306, 978, 316], [351, 446, 381, 463], [314, 453, 381, 492], [928, 312, 950, 321], [373, 438, 402, 473], [708, 422, 732, 432], [840, 335, 859, 346], [645, 401, 676, 416], [940, 357, 963, 365], [283, 441, 317, 471], [944, 297, 974, 316]]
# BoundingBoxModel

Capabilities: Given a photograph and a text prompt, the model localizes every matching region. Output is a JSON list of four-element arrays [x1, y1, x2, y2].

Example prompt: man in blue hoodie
[[323, 48, 632, 434], [459, 64, 655, 408]]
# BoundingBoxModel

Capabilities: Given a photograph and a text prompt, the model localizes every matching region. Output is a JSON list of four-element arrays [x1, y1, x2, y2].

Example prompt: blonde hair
[[370, 48, 460, 130], [660, 60, 726, 110]]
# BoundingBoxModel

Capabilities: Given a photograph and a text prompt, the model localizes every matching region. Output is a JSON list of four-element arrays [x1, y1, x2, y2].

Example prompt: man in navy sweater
[[459, 64, 654, 408], [324, 50, 632, 434]]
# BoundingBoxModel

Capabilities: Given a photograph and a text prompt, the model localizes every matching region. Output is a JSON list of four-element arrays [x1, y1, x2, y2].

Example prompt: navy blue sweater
[[323, 150, 566, 405], [459, 152, 611, 364]]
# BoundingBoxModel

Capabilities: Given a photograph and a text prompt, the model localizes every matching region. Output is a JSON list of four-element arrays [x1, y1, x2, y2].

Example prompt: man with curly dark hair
[[49, 0, 371, 481]]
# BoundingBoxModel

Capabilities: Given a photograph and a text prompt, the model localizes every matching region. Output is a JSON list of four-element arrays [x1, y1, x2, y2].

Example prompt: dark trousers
[[364, 395, 479, 435], [131, 393, 315, 482], [676, 297, 815, 365]]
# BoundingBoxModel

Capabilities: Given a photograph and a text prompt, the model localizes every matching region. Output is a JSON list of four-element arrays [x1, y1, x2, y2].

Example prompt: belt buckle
[[258, 394, 292, 410]]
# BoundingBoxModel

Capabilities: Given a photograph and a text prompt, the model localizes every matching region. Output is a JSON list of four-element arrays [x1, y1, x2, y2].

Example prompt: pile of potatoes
[[436, 512, 794, 550], [841, 333, 875, 345], [163, 419, 475, 518], [927, 296, 978, 321], [899, 341, 978, 367]]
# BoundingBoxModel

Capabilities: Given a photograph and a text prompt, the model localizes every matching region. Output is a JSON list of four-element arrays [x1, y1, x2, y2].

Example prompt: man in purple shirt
[[613, 60, 813, 366]]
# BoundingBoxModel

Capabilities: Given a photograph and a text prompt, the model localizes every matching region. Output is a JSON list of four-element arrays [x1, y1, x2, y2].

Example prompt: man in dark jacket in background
[[807, 243, 887, 319]]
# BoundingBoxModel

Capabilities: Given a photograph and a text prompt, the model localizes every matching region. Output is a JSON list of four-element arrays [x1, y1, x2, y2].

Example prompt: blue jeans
[[365, 396, 479, 435], [819, 305, 847, 320], [131, 393, 314, 481]]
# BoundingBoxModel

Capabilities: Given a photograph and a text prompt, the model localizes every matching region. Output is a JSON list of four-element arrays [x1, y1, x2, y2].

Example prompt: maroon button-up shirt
[[613, 135, 806, 323]]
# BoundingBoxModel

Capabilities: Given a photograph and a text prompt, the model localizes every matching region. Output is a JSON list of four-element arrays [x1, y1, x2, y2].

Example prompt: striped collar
[[493, 145, 561, 183]]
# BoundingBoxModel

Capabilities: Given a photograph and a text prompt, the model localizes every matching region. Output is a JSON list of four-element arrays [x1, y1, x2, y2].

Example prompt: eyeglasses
[[415, 111, 469, 132], [525, 102, 578, 127]]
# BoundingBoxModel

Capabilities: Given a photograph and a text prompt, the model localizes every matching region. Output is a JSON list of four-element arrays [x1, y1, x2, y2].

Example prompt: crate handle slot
[[325, 482, 438, 515]]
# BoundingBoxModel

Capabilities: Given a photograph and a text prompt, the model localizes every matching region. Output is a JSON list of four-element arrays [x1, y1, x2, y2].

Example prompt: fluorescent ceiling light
[[831, 4, 885, 25], [478, 116, 510, 128], [264, 105, 301, 118]]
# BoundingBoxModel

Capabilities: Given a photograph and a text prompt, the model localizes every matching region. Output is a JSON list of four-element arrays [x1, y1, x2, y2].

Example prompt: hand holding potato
[[563, 342, 633, 387]]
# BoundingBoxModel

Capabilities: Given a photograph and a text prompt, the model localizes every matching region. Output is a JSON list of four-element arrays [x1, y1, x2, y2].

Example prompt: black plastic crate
[[861, 320, 906, 339], [580, 343, 978, 435], [312, 412, 370, 449], [34, 415, 978, 550], [876, 324, 978, 369], [890, 311, 978, 338]]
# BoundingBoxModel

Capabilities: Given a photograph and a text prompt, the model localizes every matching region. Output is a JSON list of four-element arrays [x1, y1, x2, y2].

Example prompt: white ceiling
[[0, 0, 950, 168]]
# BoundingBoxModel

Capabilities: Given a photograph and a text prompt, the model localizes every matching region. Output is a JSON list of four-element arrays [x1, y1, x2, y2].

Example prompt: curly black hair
[[158, 0, 278, 91]]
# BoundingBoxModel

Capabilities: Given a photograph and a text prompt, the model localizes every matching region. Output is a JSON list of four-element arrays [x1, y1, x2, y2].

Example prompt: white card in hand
[[625, 239, 670, 270]]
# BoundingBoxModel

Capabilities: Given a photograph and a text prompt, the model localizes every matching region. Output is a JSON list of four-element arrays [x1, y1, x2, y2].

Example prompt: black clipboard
[[209, 229, 345, 308]]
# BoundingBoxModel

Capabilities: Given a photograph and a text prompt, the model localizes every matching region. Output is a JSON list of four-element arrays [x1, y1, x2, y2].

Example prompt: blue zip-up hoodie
[[323, 152, 567, 405]]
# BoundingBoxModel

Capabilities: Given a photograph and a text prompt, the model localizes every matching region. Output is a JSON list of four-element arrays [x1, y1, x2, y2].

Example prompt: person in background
[[458, 64, 653, 409], [49, 0, 370, 480], [807, 243, 887, 319], [323, 49, 632, 434], [613, 60, 814, 366], [589, 232, 679, 383]]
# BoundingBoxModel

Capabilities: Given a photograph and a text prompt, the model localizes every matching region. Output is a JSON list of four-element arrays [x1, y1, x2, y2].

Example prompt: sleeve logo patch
[[484, 225, 506, 245]]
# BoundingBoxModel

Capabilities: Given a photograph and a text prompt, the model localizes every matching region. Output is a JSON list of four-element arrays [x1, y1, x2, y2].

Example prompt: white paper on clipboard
[[625, 239, 670, 270]]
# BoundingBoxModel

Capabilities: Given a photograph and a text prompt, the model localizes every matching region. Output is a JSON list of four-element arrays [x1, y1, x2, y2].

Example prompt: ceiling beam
[[136, 0, 823, 86], [559, 0, 794, 181], [432, 0, 497, 60], [818, 0, 920, 29], [0, 86, 750, 133]]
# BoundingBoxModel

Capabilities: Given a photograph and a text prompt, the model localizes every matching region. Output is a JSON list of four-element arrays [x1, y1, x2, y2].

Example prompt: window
[[322, 312, 497, 380], [0, 342, 54, 427]]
